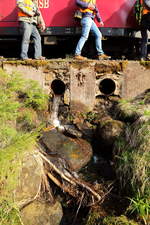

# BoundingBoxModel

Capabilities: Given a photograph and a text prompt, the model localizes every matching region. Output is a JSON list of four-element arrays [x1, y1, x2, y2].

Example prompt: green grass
[[0, 201, 23, 225], [127, 192, 150, 225], [0, 69, 49, 224], [114, 116, 150, 224]]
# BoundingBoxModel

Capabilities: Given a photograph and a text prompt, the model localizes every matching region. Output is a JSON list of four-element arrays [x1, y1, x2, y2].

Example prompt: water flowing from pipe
[[49, 94, 82, 137], [50, 94, 62, 127]]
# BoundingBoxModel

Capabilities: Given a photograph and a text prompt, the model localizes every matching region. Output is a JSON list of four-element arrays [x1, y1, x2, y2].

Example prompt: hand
[[40, 23, 46, 31], [34, 10, 40, 16], [99, 21, 104, 26], [88, 3, 95, 10]]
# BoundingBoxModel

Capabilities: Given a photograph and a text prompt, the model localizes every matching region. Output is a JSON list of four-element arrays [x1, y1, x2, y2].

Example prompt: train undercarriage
[[0, 27, 147, 60]]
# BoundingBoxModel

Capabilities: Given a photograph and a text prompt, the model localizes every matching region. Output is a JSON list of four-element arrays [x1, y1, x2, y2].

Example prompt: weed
[[127, 192, 150, 225], [0, 201, 23, 225], [0, 69, 49, 224]]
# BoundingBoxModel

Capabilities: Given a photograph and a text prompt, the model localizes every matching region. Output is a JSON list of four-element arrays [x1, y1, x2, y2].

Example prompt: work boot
[[74, 55, 87, 60], [21, 58, 32, 61], [35, 56, 46, 60], [97, 54, 111, 60], [140, 57, 146, 61], [140, 56, 150, 61]]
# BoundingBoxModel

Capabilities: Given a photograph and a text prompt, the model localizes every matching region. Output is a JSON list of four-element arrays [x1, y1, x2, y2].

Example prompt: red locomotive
[[0, 0, 138, 59], [0, 0, 137, 37]]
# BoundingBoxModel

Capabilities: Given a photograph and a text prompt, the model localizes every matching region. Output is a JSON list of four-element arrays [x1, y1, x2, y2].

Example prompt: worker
[[17, 0, 46, 60], [74, 0, 110, 60], [140, 0, 150, 60]]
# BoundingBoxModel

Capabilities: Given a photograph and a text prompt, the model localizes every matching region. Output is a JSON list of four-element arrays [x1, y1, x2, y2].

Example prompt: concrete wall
[[122, 61, 150, 98], [1, 59, 150, 112]]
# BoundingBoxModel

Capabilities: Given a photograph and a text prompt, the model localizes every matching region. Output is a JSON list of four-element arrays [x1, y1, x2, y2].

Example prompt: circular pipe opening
[[99, 78, 116, 95], [51, 79, 66, 95]]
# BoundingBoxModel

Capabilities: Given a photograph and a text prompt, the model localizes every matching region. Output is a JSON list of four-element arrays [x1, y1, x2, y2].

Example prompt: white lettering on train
[[38, 0, 49, 8]]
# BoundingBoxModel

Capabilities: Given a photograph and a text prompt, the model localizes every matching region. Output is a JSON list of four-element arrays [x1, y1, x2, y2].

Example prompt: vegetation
[[0, 67, 149, 225], [114, 94, 150, 225], [0, 69, 49, 224], [127, 192, 150, 225], [0, 201, 23, 225], [102, 215, 139, 225], [85, 210, 139, 225]]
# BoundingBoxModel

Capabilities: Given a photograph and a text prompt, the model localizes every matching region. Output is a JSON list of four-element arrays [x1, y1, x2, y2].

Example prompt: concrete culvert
[[51, 79, 66, 95], [99, 78, 116, 95]]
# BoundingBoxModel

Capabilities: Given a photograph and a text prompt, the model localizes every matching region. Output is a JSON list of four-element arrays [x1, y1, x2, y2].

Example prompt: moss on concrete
[[95, 60, 128, 74], [70, 60, 94, 70], [3, 59, 49, 69]]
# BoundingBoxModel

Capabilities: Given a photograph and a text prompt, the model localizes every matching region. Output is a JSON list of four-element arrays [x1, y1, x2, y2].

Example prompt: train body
[[0, 0, 137, 38]]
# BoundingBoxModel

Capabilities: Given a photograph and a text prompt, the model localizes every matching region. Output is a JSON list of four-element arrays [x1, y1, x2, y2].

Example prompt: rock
[[14, 149, 63, 225], [97, 118, 124, 143], [14, 150, 45, 204], [93, 117, 124, 159], [40, 129, 93, 171], [21, 200, 63, 225]]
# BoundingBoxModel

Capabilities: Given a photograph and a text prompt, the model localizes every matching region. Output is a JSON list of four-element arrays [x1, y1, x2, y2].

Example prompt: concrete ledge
[[1, 59, 150, 111]]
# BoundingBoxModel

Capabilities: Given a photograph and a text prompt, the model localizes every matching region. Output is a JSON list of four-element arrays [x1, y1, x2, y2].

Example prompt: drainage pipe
[[51, 79, 66, 95], [99, 78, 116, 95]]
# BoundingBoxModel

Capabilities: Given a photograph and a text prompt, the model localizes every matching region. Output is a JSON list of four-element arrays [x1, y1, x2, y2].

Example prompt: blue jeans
[[20, 22, 42, 59], [75, 17, 104, 56]]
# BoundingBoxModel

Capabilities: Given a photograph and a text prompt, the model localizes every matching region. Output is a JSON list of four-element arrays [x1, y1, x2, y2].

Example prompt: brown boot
[[97, 54, 111, 60], [35, 56, 46, 60], [74, 55, 87, 60]]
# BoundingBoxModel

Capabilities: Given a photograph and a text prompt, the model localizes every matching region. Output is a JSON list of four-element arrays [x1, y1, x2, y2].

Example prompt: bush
[[0, 69, 49, 224], [114, 96, 150, 224]]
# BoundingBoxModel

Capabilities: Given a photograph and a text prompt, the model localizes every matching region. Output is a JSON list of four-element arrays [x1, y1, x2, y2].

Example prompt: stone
[[97, 118, 124, 144], [14, 150, 44, 203], [41, 129, 93, 171], [21, 200, 63, 225], [14, 149, 63, 225], [94, 118, 124, 159]]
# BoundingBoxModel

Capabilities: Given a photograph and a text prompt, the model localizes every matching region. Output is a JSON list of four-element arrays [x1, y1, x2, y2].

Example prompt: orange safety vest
[[18, 0, 34, 17], [141, 0, 150, 14], [18, 11, 30, 17], [79, 0, 96, 14]]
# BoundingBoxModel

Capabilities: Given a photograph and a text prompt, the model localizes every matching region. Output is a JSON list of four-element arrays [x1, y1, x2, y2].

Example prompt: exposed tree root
[[17, 178, 42, 210], [38, 150, 107, 207]]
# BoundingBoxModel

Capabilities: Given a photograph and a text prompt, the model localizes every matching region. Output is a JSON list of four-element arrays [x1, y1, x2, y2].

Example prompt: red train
[[0, 0, 139, 59], [0, 0, 137, 38]]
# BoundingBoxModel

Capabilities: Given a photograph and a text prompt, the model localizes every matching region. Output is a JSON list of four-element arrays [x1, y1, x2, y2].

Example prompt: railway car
[[0, 0, 138, 58], [0, 0, 137, 37]]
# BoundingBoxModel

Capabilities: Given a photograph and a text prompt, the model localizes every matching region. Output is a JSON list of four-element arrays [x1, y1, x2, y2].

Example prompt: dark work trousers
[[140, 13, 150, 59]]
